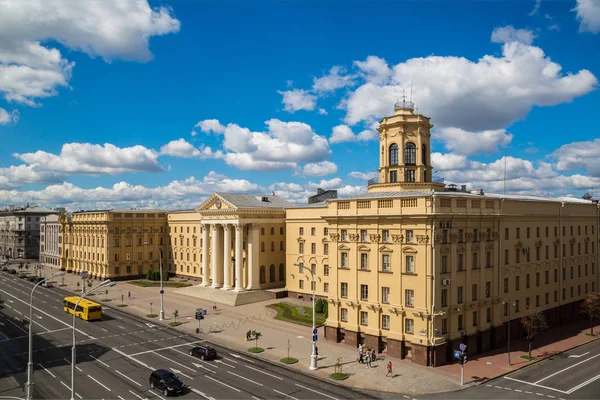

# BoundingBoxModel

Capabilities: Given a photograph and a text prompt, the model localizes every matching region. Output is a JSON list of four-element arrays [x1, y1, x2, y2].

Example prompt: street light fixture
[[500, 298, 517, 366], [70, 279, 115, 400], [26, 270, 65, 400], [144, 242, 165, 321], [293, 263, 318, 371]]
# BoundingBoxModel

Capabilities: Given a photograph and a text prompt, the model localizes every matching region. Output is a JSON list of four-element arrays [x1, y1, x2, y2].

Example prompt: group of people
[[357, 344, 377, 368]]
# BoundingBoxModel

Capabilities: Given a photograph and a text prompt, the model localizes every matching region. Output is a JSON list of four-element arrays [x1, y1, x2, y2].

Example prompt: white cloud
[[312, 66, 355, 93], [193, 118, 331, 171], [192, 119, 225, 136], [0, 164, 67, 189], [348, 171, 378, 180], [160, 138, 222, 159], [330, 124, 377, 144], [301, 161, 338, 177], [13, 142, 164, 175], [337, 185, 368, 198], [437, 128, 513, 155], [307, 178, 342, 191], [318, 108, 328, 115], [529, 0, 542, 16], [354, 56, 392, 84], [269, 182, 305, 193], [574, 0, 600, 33], [431, 152, 469, 171], [277, 89, 316, 113], [342, 39, 597, 133], [0, 0, 179, 107], [0, 107, 19, 124], [550, 138, 600, 176], [491, 26, 537, 45]]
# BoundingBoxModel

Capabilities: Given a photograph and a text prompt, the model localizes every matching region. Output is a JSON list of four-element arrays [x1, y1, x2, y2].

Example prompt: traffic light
[[459, 352, 468, 364], [195, 310, 204, 320]]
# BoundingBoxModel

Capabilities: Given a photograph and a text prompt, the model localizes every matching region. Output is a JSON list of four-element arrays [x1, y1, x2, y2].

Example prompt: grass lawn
[[280, 357, 298, 364], [127, 280, 192, 288], [329, 373, 349, 380], [267, 303, 326, 326], [146, 313, 158, 318], [521, 355, 535, 361], [248, 347, 264, 353], [116, 304, 128, 308], [169, 322, 182, 327]]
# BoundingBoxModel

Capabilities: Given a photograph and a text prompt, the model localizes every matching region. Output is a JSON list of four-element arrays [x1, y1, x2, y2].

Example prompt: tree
[[146, 268, 154, 281], [581, 292, 600, 336], [521, 310, 548, 358], [582, 192, 593, 200], [253, 330, 262, 349], [173, 309, 179, 323]]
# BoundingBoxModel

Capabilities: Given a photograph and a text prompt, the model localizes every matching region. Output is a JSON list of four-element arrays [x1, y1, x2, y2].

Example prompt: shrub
[[322, 300, 328, 317], [315, 299, 325, 313], [146, 269, 154, 280]]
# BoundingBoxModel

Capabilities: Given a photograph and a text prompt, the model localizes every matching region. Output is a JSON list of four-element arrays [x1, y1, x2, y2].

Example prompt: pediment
[[357, 245, 371, 252], [402, 246, 417, 254], [197, 193, 236, 212], [338, 244, 351, 251], [379, 245, 393, 253]]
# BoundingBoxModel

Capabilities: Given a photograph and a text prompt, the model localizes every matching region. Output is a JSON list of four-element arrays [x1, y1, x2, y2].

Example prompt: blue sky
[[0, 0, 599, 210]]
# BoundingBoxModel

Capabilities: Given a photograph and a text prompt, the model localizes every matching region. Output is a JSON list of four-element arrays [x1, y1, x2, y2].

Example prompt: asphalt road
[[0, 266, 374, 400], [424, 333, 600, 399]]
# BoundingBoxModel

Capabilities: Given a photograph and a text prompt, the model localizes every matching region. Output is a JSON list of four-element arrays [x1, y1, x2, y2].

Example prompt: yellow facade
[[167, 210, 203, 279]]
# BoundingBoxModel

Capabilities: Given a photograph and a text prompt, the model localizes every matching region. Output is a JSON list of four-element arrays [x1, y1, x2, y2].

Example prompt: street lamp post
[[144, 243, 164, 321], [71, 280, 115, 400], [294, 263, 318, 370], [501, 298, 517, 366], [26, 271, 65, 400]]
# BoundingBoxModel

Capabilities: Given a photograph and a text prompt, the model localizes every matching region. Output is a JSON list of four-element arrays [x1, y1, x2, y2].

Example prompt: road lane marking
[[215, 359, 236, 368], [189, 388, 211, 399], [505, 377, 568, 394], [118, 396, 125, 400], [128, 340, 204, 356], [172, 368, 193, 380], [228, 371, 263, 386], [153, 352, 196, 372], [88, 375, 111, 391], [230, 353, 254, 363], [128, 390, 145, 400], [252, 397, 261, 400], [116, 370, 142, 387], [515, 389, 522, 392], [40, 364, 56, 378], [101, 328, 108, 332], [245, 365, 283, 380], [536, 394, 544, 396], [150, 389, 166, 400], [191, 362, 217, 373], [204, 375, 241, 392], [112, 347, 155, 371], [64, 358, 83, 372], [273, 389, 298, 400], [295, 383, 338, 400], [118, 325, 126, 329], [90, 355, 110, 368], [569, 351, 590, 358], [6, 318, 28, 334], [222, 356, 238, 363], [535, 353, 600, 384], [566, 373, 600, 394]]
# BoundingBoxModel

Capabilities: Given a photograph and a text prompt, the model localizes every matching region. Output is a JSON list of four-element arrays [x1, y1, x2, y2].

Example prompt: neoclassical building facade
[[40, 214, 61, 267]]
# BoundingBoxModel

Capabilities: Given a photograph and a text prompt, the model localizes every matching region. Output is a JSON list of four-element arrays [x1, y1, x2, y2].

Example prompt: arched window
[[269, 264, 276, 282], [260, 242, 265, 252], [271, 241, 275, 251], [280, 240, 284, 251], [270, 227, 275, 235], [279, 264, 285, 281], [389, 144, 399, 165], [260, 227, 265, 235], [421, 144, 427, 165], [405, 142, 416, 165], [280, 227, 284, 235], [260, 266, 266, 284]]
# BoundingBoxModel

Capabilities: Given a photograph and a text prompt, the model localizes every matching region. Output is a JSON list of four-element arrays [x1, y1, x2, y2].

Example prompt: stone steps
[[174, 285, 272, 306]]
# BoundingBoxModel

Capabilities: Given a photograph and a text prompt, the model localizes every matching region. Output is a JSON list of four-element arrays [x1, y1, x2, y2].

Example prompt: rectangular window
[[472, 284, 478, 301], [458, 286, 464, 304], [458, 229, 464, 243], [527, 227, 530, 238], [382, 315, 390, 330], [406, 255, 415, 273], [360, 311, 368, 326], [516, 250, 520, 263], [406, 230, 414, 243], [504, 277, 509, 293], [340, 283, 348, 298], [324, 227, 328, 236], [526, 274, 530, 289], [486, 252, 492, 268], [311, 227, 316, 236], [505, 227, 509, 240], [515, 276, 520, 291], [324, 283, 329, 293], [382, 229, 390, 242], [405, 318, 414, 334], [472, 252, 478, 269], [516, 227, 520, 239], [441, 255, 448, 273], [299, 280, 304, 289], [360, 284, 369, 301], [323, 243, 329, 255], [341, 308, 348, 322], [340, 252, 348, 268], [486, 307, 491, 323], [458, 315, 463, 330], [472, 311, 478, 327], [514, 300, 520, 313], [311, 243, 316, 254], [382, 254, 391, 272], [382, 287, 390, 304], [486, 281, 491, 298], [360, 229, 368, 242], [299, 227, 304, 235], [324, 264, 330, 276], [360, 253, 369, 270], [299, 242, 304, 254], [441, 230, 448, 244], [442, 318, 448, 334], [473, 229, 479, 242], [405, 289, 415, 307], [458, 254, 464, 271], [536, 295, 540, 307], [545, 292, 549, 305], [504, 249, 509, 265], [340, 229, 347, 241], [441, 289, 448, 307]]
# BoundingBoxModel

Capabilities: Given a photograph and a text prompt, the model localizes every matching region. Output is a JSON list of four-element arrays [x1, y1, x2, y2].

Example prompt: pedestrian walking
[[212, 302, 217, 312], [371, 348, 376, 363], [386, 361, 393, 377], [365, 349, 371, 368], [358, 344, 364, 364], [128, 291, 131, 299]]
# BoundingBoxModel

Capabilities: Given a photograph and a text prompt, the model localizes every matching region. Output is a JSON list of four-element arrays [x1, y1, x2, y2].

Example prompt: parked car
[[1, 266, 8, 272], [42, 280, 53, 288], [18, 272, 27, 279], [189, 345, 217, 360], [26, 275, 38, 282], [149, 369, 183, 396], [9, 269, 16, 274]]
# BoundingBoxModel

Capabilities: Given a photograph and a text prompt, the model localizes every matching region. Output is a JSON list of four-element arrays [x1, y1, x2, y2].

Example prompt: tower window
[[405, 142, 416, 165], [389, 144, 399, 165], [390, 170, 397, 183], [405, 169, 415, 182], [422, 144, 427, 165]]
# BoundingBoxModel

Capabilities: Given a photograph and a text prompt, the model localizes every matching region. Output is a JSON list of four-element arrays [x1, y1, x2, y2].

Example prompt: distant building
[[308, 188, 338, 204], [40, 214, 62, 268], [0, 204, 59, 259]]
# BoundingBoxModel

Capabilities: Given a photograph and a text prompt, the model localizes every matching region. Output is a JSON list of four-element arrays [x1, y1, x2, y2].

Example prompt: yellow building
[[60, 210, 168, 280], [286, 101, 600, 366]]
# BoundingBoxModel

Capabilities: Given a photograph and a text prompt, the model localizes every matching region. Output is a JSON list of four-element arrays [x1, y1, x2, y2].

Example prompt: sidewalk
[[39, 265, 600, 395]]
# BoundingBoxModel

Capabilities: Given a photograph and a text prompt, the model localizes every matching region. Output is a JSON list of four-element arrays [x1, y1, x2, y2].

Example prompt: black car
[[9, 269, 16, 274], [27, 276, 38, 282], [1, 266, 8, 272], [18, 272, 27, 279], [149, 369, 183, 396], [189, 345, 217, 360]]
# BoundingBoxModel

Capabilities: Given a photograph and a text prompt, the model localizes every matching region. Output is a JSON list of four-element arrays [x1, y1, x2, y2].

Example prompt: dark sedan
[[189, 345, 217, 360]]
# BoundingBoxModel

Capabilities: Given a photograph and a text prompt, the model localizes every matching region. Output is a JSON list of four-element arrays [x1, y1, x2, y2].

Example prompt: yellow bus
[[63, 296, 103, 321]]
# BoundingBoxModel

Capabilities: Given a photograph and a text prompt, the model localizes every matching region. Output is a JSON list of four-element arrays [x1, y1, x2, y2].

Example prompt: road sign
[[454, 350, 462, 359], [203, 309, 207, 315], [459, 343, 467, 351], [312, 335, 318, 342], [312, 328, 318, 335], [81, 271, 88, 279], [160, 289, 164, 294]]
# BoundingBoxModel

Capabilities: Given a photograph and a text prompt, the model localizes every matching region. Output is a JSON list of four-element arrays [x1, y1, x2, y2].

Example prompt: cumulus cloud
[[0, 0, 179, 107], [277, 89, 316, 112], [491, 26, 537, 45], [330, 124, 377, 144], [354, 56, 392, 84], [160, 138, 223, 160], [312, 66, 355, 93], [431, 152, 469, 171], [574, 0, 600, 33], [348, 171, 378, 181], [301, 161, 338, 177], [13, 142, 164, 175], [437, 128, 513, 155], [341, 39, 597, 133], [550, 138, 600, 176], [192, 119, 226, 136], [0, 164, 67, 189], [0, 107, 19, 124]]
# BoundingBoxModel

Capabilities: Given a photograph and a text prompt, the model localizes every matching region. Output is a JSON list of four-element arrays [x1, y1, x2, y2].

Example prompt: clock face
[[215, 200, 222, 209]]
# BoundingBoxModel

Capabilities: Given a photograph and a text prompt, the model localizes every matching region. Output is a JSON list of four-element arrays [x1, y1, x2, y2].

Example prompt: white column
[[222, 224, 232, 290], [201, 224, 209, 286], [234, 224, 244, 291], [211, 224, 221, 288], [246, 223, 260, 290]]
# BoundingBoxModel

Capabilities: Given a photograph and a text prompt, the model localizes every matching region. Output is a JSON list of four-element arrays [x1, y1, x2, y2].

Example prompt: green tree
[[253, 330, 262, 349], [521, 310, 548, 358], [581, 292, 600, 336], [582, 192, 593, 200], [173, 309, 179, 323], [146, 268, 154, 280]]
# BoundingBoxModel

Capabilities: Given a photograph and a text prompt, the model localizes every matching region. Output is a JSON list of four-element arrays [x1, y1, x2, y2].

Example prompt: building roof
[[72, 209, 167, 215], [215, 193, 293, 209]]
